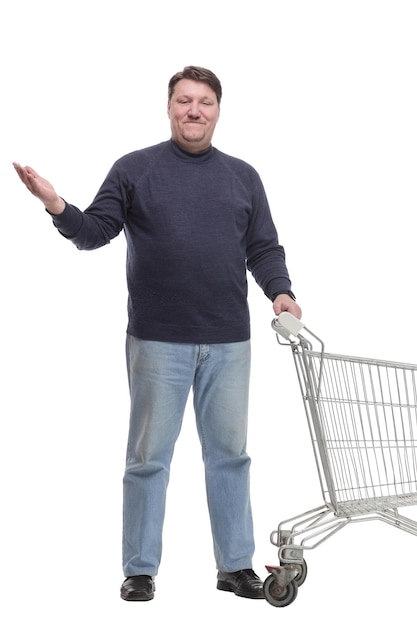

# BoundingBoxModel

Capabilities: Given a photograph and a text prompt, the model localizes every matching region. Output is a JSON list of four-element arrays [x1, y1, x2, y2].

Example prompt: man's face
[[168, 79, 220, 153]]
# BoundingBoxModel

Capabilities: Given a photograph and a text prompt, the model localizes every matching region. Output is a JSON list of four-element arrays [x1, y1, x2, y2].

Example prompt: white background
[[1, 0, 417, 623]]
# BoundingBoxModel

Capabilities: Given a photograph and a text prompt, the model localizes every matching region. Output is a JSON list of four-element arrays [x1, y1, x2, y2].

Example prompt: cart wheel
[[294, 558, 308, 587], [264, 575, 298, 607]]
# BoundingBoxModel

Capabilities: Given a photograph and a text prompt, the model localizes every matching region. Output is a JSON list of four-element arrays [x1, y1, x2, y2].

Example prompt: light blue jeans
[[123, 336, 254, 576]]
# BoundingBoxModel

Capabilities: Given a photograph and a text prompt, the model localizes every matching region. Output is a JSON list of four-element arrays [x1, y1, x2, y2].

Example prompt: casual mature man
[[13, 65, 302, 602]]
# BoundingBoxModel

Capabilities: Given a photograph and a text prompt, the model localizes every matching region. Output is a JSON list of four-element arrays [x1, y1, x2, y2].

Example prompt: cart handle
[[271, 312, 305, 340]]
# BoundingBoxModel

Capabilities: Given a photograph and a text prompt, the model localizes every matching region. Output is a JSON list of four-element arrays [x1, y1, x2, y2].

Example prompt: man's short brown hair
[[168, 66, 222, 104]]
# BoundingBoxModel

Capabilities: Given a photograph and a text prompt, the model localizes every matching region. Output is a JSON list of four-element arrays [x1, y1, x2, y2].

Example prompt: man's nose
[[187, 102, 201, 117]]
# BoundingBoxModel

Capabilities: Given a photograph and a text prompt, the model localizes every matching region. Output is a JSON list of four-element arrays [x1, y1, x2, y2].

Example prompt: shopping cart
[[264, 312, 417, 607]]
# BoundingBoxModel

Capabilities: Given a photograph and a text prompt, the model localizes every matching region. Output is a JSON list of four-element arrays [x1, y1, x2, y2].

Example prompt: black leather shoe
[[217, 568, 265, 599], [120, 575, 155, 601]]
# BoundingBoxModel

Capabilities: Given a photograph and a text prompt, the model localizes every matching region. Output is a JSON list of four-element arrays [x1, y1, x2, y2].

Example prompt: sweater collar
[[170, 139, 214, 162]]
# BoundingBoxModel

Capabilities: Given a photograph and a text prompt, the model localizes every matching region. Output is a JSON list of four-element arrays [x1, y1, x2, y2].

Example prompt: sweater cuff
[[271, 290, 296, 302]]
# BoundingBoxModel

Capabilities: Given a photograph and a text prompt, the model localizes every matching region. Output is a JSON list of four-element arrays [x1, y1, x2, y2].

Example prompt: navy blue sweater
[[52, 140, 292, 343]]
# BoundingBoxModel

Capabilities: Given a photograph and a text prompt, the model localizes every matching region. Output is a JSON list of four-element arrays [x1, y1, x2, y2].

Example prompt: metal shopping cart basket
[[264, 312, 417, 607]]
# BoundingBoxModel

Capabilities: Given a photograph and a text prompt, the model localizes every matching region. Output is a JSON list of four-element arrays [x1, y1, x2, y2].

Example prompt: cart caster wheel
[[294, 558, 308, 587], [264, 575, 298, 607]]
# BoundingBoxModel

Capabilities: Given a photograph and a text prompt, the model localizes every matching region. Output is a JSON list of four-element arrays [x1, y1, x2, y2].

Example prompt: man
[[13, 65, 302, 602]]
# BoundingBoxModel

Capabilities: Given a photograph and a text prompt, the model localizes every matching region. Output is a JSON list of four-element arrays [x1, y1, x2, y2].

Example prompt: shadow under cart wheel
[[264, 575, 298, 607]]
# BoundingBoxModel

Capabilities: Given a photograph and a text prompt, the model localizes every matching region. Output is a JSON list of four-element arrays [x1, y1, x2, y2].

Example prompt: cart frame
[[264, 312, 417, 607]]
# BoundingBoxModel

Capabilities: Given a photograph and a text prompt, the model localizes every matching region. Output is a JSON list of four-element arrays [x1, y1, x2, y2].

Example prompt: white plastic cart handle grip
[[272, 312, 305, 339]]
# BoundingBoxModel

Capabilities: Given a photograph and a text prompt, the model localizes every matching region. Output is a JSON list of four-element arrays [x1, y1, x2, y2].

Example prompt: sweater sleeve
[[245, 177, 292, 300], [51, 161, 129, 251]]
